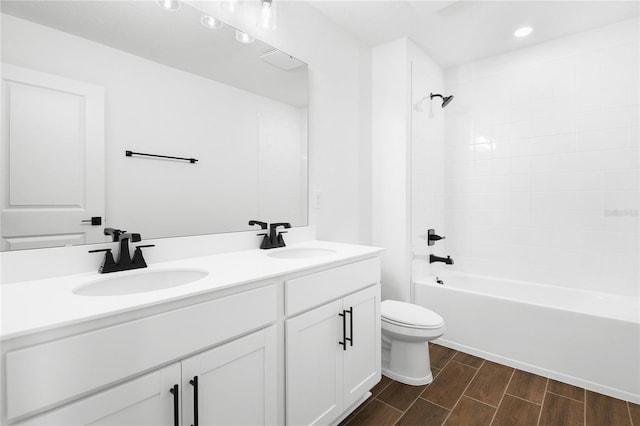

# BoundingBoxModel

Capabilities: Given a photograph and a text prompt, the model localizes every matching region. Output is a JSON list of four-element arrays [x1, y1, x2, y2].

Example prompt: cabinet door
[[181, 326, 277, 426], [342, 285, 381, 409], [18, 364, 180, 426], [286, 300, 344, 425]]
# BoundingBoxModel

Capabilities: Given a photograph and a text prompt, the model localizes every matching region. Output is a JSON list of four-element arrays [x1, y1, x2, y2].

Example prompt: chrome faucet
[[89, 231, 154, 273]]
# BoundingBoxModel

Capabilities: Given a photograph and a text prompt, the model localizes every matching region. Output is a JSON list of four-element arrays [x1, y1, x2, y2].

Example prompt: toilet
[[381, 300, 446, 385]]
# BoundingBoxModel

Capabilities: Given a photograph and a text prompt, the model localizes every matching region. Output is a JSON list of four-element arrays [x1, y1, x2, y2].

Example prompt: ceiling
[[1, 1, 308, 107], [308, 1, 640, 68]]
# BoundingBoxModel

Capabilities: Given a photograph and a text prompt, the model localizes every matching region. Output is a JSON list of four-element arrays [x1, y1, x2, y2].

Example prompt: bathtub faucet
[[430, 254, 454, 265]]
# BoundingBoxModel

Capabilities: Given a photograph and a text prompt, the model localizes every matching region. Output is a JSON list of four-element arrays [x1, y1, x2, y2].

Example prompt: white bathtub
[[414, 272, 640, 403]]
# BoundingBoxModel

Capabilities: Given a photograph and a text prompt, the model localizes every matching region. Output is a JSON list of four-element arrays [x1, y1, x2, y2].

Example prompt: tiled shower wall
[[444, 19, 639, 296]]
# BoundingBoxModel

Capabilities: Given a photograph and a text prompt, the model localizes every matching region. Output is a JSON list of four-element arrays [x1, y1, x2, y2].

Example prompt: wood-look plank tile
[[396, 398, 449, 426], [586, 390, 631, 426], [506, 370, 547, 404], [338, 399, 373, 426], [341, 399, 402, 426], [547, 379, 584, 402], [443, 396, 495, 426], [372, 375, 393, 397], [629, 402, 640, 426], [491, 394, 540, 426], [377, 380, 427, 411], [421, 361, 477, 409], [452, 351, 483, 368], [430, 343, 457, 369], [464, 360, 513, 407], [539, 392, 584, 426], [432, 367, 441, 378]]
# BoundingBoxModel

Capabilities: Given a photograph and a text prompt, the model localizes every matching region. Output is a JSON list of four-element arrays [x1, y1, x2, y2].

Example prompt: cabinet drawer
[[285, 257, 380, 316], [5, 284, 276, 422]]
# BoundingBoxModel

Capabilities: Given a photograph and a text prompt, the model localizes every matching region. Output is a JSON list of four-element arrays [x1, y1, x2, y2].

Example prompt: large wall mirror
[[0, 0, 308, 251]]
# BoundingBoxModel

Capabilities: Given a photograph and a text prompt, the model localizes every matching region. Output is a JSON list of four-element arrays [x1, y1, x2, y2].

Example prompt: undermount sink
[[73, 269, 209, 296], [267, 248, 336, 259]]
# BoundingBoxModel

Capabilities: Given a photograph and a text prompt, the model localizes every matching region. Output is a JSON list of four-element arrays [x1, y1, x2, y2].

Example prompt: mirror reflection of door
[[1, 64, 105, 250]]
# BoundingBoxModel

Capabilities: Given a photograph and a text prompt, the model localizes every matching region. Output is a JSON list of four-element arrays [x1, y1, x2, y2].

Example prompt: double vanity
[[0, 240, 383, 425]]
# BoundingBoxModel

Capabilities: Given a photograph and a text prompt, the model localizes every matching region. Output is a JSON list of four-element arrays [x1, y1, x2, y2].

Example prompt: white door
[[1, 63, 105, 250], [342, 286, 381, 409], [17, 363, 180, 426], [286, 300, 344, 426], [181, 326, 277, 426]]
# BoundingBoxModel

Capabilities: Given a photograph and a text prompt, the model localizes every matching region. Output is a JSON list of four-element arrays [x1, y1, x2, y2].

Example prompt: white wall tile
[[445, 19, 639, 297]]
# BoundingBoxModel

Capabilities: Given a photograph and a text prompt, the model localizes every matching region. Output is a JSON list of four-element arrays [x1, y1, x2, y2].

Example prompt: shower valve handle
[[427, 229, 445, 246]]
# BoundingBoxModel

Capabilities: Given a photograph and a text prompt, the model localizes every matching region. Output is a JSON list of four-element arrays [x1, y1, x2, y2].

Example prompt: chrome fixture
[[430, 93, 454, 108]]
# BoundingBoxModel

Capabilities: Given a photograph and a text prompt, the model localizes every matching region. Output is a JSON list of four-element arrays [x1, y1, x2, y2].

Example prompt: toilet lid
[[381, 300, 444, 328]]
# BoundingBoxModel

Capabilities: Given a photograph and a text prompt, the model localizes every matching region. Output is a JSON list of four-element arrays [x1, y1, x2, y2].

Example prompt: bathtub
[[414, 272, 640, 403]]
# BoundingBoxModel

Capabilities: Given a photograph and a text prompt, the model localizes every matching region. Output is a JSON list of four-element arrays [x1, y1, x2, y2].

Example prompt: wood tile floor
[[340, 343, 640, 426]]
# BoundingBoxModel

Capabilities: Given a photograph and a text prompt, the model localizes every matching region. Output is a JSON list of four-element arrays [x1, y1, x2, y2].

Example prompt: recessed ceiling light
[[235, 30, 255, 44], [157, 0, 181, 11], [201, 15, 223, 30], [514, 27, 533, 38]]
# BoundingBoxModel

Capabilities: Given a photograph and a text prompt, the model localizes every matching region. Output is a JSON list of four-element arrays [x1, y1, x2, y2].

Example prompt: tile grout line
[[583, 388, 587, 426], [467, 394, 503, 409], [505, 392, 543, 407], [546, 390, 587, 404], [628, 401, 635, 426], [394, 349, 460, 426], [440, 359, 486, 425], [536, 378, 550, 426], [489, 368, 516, 425], [373, 396, 406, 414]]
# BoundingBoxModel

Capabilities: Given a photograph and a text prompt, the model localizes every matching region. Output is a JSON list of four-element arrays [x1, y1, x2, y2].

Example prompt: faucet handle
[[249, 220, 268, 229], [132, 244, 154, 266], [89, 248, 116, 272]]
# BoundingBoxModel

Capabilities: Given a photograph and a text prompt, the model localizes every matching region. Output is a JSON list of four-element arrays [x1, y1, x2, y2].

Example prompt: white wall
[[2, 14, 307, 239], [444, 18, 639, 296], [408, 42, 447, 287], [372, 38, 444, 302], [190, 1, 372, 245]]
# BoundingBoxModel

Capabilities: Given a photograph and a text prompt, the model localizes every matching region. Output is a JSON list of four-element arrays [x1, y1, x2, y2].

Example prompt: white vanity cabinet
[[181, 326, 277, 426], [17, 364, 181, 426], [4, 284, 278, 425], [285, 258, 381, 425], [17, 326, 277, 426]]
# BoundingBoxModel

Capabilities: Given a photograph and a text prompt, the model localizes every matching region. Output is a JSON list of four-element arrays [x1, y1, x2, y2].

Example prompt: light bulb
[[514, 26, 533, 38], [201, 15, 223, 29], [157, 0, 181, 11], [257, 0, 276, 31], [221, 0, 241, 14], [235, 30, 255, 44]]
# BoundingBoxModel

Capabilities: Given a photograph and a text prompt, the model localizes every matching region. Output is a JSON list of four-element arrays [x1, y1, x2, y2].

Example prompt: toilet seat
[[381, 300, 444, 329]]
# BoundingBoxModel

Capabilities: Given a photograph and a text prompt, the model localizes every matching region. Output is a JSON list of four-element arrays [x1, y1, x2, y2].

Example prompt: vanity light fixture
[[257, 0, 276, 31], [201, 15, 224, 30], [235, 30, 255, 44], [221, 0, 241, 14], [156, 0, 181, 11], [514, 26, 533, 38]]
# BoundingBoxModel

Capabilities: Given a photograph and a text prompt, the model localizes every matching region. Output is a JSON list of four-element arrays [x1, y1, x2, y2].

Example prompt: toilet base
[[381, 336, 436, 386], [382, 369, 433, 386]]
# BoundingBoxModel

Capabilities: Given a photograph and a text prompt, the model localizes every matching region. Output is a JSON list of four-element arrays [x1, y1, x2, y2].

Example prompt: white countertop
[[1, 241, 383, 341]]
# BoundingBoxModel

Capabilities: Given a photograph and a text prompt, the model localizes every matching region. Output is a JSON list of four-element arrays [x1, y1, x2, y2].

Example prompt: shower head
[[430, 93, 454, 108]]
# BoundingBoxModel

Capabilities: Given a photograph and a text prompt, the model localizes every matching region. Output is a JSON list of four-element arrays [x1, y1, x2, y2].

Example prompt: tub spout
[[430, 254, 454, 265]]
